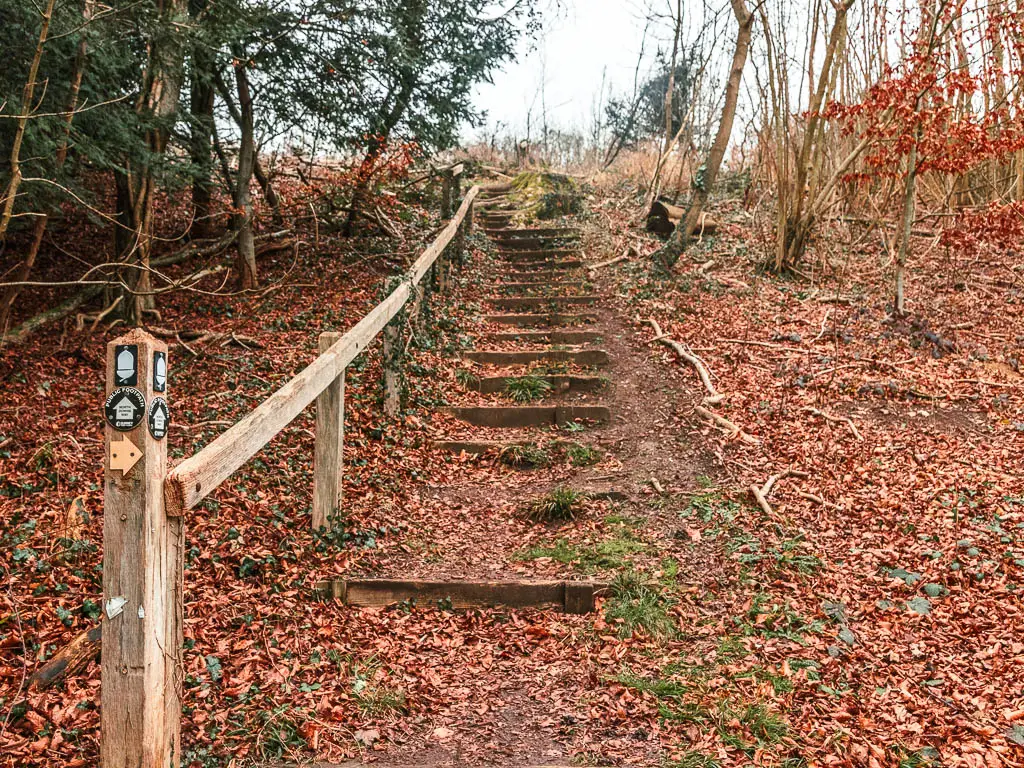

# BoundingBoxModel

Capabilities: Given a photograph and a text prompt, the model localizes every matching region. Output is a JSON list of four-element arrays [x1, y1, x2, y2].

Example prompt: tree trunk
[[119, 0, 188, 325], [655, 0, 753, 269], [232, 57, 258, 290], [0, 0, 57, 242], [0, 0, 91, 330], [189, 59, 216, 237], [895, 137, 919, 316]]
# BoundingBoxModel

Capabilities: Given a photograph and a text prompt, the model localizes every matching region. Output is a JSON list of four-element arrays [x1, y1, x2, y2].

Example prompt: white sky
[[469, 0, 662, 140]]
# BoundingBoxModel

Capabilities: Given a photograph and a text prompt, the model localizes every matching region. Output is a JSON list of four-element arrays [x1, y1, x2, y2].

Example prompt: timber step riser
[[496, 240, 579, 251], [497, 249, 581, 257], [484, 314, 598, 327], [484, 282, 589, 293], [500, 260, 585, 270], [486, 331, 604, 344], [472, 374, 608, 394], [317, 578, 603, 614], [463, 350, 610, 367], [447, 405, 611, 428], [486, 296, 601, 309], [501, 271, 584, 281], [487, 228, 581, 238]]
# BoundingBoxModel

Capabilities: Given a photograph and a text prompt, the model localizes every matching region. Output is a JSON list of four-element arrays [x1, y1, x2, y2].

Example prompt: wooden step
[[499, 270, 583, 282], [483, 282, 589, 294], [447, 405, 611, 427], [471, 374, 608, 394], [498, 248, 581, 259], [488, 227, 581, 239], [496, 238, 578, 251], [463, 349, 610, 367], [317, 578, 603, 614], [485, 330, 604, 344], [485, 314, 598, 327], [486, 295, 600, 310], [499, 259, 584, 270]]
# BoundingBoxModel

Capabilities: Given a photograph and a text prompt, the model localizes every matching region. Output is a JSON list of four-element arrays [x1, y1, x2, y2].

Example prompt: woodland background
[[2, 0, 1024, 766]]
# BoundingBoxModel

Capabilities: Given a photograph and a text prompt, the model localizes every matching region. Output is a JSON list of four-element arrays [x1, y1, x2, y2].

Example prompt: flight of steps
[[436, 185, 613, 455]]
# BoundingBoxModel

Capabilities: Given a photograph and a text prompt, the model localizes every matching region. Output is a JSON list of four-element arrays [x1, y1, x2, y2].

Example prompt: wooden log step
[[496, 238, 578, 251], [316, 578, 603, 614], [485, 330, 604, 343], [483, 282, 589, 295], [486, 295, 600, 310], [500, 270, 583, 282], [498, 248, 581, 259], [488, 227, 581, 239], [472, 374, 608, 394], [500, 259, 584, 270], [447, 405, 611, 427], [463, 349, 610, 367], [485, 314, 598, 327]]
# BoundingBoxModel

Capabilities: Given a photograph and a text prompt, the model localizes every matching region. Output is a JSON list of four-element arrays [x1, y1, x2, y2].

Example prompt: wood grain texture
[[102, 329, 182, 768], [165, 187, 480, 515], [28, 625, 101, 690], [313, 333, 344, 531], [447, 405, 612, 428], [462, 349, 610, 367], [315, 578, 602, 613]]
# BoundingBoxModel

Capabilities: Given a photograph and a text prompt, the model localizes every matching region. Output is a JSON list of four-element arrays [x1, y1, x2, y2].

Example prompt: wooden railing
[[98, 167, 475, 767]]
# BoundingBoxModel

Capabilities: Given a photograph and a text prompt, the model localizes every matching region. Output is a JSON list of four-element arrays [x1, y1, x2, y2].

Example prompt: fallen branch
[[802, 406, 863, 441], [588, 253, 628, 271], [695, 405, 759, 445], [749, 469, 809, 515], [644, 318, 721, 403], [27, 626, 101, 690]]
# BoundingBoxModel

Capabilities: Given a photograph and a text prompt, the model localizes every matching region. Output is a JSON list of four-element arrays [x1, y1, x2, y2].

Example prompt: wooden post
[[441, 169, 453, 219], [454, 218, 467, 269], [313, 332, 344, 531], [438, 245, 450, 292], [452, 169, 462, 210], [466, 199, 474, 234], [382, 320, 402, 417], [101, 329, 181, 768]]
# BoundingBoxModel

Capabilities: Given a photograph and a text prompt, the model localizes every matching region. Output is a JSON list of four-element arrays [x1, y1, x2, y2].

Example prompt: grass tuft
[[498, 443, 551, 469], [505, 375, 553, 402], [523, 486, 587, 523], [605, 571, 677, 639], [564, 442, 600, 466]]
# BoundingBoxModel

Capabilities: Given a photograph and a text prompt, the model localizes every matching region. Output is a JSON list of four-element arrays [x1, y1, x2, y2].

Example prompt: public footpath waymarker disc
[[104, 387, 146, 431], [153, 351, 167, 392], [148, 398, 169, 439], [114, 344, 138, 386]]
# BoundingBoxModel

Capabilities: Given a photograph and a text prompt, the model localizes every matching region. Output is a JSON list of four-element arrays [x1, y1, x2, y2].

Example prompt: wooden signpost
[[93, 180, 481, 764], [313, 332, 344, 530], [101, 329, 181, 768]]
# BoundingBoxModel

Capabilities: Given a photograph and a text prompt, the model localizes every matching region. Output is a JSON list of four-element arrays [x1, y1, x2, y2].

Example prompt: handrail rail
[[164, 184, 481, 516]]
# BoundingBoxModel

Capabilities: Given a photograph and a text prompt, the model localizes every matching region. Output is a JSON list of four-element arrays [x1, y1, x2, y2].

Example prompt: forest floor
[[1, 173, 1023, 768]]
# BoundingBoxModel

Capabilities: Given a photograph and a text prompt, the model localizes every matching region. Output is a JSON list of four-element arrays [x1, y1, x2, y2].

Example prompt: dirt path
[[323, 195, 721, 767]]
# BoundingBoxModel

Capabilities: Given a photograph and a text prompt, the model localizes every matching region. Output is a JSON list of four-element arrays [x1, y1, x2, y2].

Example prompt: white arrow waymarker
[[109, 434, 142, 474]]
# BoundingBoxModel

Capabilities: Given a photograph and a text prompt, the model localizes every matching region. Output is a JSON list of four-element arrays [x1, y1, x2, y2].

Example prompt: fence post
[[441, 168, 453, 219], [382, 319, 402, 417], [452, 168, 462, 209], [101, 329, 181, 768], [466, 198, 474, 235], [313, 332, 344, 531], [455, 216, 467, 269]]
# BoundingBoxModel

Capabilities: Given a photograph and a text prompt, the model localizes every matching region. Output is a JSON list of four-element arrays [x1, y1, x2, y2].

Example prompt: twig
[[644, 318, 721, 402], [802, 406, 863, 441], [749, 469, 809, 515], [694, 405, 759, 444]]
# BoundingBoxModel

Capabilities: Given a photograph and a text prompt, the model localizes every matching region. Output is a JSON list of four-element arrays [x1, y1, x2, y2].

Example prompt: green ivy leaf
[[907, 597, 931, 615]]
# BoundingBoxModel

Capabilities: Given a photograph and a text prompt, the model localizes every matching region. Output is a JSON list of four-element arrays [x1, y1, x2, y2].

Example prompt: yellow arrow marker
[[109, 434, 142, 474]]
